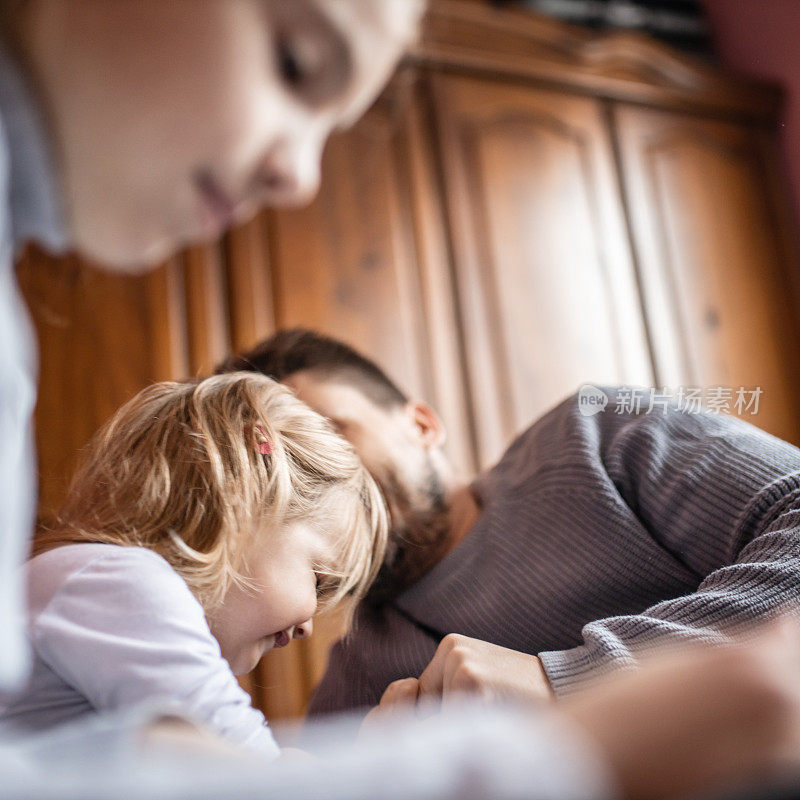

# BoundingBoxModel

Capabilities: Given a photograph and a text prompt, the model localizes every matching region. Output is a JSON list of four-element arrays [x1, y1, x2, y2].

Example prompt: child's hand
[[418, 634, 553, 707], [359, 677, 420, 738], [361, 633, 553, 740]]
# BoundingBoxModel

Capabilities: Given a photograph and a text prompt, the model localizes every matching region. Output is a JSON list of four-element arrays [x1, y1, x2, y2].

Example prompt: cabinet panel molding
[[415, 0, 780, 120]]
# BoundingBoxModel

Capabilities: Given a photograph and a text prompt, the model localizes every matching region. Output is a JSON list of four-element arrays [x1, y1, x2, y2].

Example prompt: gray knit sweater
[[309, 387, 800, 716]]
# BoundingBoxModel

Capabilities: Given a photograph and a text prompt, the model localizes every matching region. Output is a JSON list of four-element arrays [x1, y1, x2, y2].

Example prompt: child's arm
[[29, 545, 279, 758]]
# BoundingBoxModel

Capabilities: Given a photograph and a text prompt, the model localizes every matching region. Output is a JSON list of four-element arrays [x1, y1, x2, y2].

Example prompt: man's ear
[[405, 401, 446, 449]]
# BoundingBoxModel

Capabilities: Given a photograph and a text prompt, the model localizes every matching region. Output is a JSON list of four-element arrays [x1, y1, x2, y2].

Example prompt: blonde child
[[0, 372, 387, 758]]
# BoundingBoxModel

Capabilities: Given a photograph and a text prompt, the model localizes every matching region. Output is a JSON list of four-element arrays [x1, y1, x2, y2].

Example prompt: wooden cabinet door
[[429, 72, 653, 468], [17, 251, 195, 517], [614, 106, 800, 444]]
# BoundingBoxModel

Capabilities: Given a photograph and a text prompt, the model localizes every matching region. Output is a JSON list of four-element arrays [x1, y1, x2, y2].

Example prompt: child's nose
[[293, 620, 313, 640], [251, 128, 322, 209]]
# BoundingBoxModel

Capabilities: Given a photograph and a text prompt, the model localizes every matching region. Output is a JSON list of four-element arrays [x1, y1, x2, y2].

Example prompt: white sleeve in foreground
[[290, 703, 616, 800], [3, 703, 617, 800], [30, 547, 278, 760]]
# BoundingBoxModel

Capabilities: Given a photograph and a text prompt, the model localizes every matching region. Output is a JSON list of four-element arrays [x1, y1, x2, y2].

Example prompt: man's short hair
[[217, 328, 409, 408]]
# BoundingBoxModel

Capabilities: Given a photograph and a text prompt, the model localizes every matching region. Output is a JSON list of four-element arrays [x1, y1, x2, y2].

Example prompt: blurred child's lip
[[194, 170, 242, 235]]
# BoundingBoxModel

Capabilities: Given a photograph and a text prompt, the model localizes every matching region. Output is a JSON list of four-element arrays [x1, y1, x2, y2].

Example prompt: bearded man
[[220, 328, 800, 715]]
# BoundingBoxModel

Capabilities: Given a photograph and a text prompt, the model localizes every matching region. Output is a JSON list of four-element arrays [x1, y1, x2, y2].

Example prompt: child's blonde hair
[[36, 372, 388, 618]]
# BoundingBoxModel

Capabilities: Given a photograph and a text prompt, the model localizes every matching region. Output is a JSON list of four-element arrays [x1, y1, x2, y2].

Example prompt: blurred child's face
[[207, 520, 331, 676], [19, 0, 421, 268]]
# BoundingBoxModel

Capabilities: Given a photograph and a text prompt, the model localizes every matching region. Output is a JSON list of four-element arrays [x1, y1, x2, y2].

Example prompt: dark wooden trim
[[406, 0, 782, 121]]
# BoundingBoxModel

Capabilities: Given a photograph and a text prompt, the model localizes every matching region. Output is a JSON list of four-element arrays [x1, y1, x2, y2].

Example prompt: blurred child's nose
[[293, 620, 313, 640], [254, 130, 322, 208]]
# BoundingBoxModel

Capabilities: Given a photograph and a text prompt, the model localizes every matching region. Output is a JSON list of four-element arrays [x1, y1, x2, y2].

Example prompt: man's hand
[[417, 634, 553, 706]]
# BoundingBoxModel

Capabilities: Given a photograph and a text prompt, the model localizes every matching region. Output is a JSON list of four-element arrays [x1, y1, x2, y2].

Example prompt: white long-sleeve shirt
[[0, 543, 280, 759], [0, 44, 68, 696]]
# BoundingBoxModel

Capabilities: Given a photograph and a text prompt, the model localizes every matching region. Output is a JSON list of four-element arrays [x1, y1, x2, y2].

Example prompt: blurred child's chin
[[230, 640, 273, 676], [73, 221, 185, 275]]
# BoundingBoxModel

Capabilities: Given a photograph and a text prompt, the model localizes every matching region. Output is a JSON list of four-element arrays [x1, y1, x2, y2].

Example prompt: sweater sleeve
[[30, 547, 279, 758], [539, 394, 800, 693]]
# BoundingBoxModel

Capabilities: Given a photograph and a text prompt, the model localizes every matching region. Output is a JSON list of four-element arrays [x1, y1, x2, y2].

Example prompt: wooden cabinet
[[613, 106, 800, 442], [16, 0, 800, 721]]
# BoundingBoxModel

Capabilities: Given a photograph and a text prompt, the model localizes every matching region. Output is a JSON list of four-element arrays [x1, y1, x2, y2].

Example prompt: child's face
[[22, 0, 421, 268], [208, 519, 331, 676]]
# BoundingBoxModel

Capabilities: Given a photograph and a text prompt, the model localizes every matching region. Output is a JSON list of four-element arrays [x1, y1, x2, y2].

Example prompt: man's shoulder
[[478, 387, 607, 489], [502, 384, 800, 454], [481, 384, 800, 497]]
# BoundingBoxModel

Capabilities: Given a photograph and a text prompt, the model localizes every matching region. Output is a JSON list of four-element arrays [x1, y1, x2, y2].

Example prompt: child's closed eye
[[314, 571, 340, 602]]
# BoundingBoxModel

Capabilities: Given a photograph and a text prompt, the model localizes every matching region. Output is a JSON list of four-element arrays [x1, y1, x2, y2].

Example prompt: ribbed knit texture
[[309, 387, 800, 715]]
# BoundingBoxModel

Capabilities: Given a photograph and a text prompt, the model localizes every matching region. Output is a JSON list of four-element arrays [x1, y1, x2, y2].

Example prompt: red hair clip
[[254, 425, 273, 456]]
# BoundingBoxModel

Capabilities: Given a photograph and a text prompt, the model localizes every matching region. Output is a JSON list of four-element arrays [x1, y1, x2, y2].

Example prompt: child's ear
[[405, 401, 446, 449]]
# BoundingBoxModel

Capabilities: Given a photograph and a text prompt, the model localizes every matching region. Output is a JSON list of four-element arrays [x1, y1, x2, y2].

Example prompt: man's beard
[[365, 456, 450, 607]]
